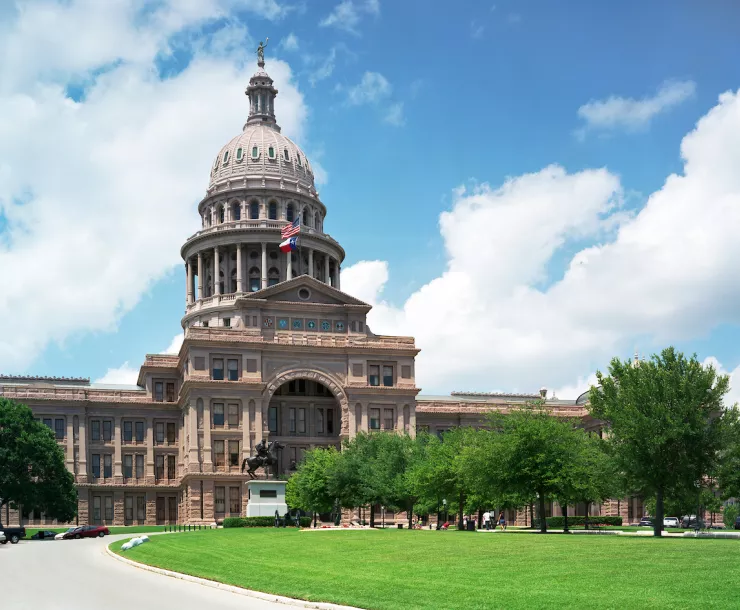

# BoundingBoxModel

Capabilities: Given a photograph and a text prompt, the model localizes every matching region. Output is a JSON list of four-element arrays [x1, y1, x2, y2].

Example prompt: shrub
[[542, 516, 623, 528], [222, 516, 275, 528], [299, 516, 312, 527], [723, 504, 739, 529]]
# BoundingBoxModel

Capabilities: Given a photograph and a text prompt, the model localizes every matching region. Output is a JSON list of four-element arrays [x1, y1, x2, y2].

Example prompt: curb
[[105, 543, 363, 610]]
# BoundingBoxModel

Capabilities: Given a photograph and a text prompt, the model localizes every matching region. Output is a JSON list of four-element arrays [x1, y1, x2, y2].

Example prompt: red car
[[62, 525, 109, 539]]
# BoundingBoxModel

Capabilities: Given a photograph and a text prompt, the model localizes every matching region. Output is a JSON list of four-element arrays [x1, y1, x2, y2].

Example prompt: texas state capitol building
[[0, 57, 644, 528]]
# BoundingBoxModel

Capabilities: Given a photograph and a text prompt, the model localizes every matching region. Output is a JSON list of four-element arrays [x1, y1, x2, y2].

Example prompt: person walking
[[498, 510, 507, 531], [483, 511, 491, 530]]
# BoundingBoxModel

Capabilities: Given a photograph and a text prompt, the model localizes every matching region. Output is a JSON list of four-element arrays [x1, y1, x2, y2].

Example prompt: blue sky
[[3, 0, 740, 398]]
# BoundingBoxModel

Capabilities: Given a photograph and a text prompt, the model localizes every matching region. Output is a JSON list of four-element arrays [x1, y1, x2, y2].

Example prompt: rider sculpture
[[241, 439, 283, 479]]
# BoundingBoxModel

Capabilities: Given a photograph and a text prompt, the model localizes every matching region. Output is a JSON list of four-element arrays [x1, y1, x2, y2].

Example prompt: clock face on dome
[[307, 320, 316, 330], [321, 320, 330, 331]]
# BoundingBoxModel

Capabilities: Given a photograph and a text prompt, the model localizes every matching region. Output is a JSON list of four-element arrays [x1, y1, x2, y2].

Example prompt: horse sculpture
[[241, 439, 284, 479]]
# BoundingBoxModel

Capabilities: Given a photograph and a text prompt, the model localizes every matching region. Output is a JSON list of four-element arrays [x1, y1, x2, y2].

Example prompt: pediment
[[237, 275, 370, 309]]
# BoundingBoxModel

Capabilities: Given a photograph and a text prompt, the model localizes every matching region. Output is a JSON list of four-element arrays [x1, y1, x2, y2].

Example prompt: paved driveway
[[0, 534, 288, 610]]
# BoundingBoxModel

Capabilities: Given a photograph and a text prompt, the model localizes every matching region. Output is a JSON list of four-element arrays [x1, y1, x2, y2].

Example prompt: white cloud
[[163, 333, 185, 355], [341, 89, 740, 394], [319, 0, 379, 34], [281, 33, 299, 51], [701, 357, 740, 408], [341, 260, 388, 305], [578, 80, 696, 133], [384, 102, 405, 126], [470, 20, 485, 39], [94, 361, 139, 386], [347, 71, 391, 105], [308, 47, 338, 86], [0, 1, 309, 372]]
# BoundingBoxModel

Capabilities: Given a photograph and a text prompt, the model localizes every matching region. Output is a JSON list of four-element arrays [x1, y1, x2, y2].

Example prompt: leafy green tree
[[718, 406, 740, 501], [286, 446, 340, 522], [589, 347, 730, 537], [722, 503, 739, 529], [0, 398, 77, 523]]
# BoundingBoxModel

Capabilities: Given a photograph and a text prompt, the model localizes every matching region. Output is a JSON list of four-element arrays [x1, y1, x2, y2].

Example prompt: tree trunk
[[458, 491, 464, 530], [584, 502, 590, 530], [538, 494, 547, 533], [654, 488, 664, 537], [477, 507, 483, 529], [562, 502, 569, 533], [370, 504, 375, 528]]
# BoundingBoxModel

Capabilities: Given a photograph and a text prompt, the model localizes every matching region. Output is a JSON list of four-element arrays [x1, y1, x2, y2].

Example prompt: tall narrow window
[[268, 146, 275, 159], [167, 455, 176, 479], [43, 417, 52, 430], [250, 201, 259, 219], [123, 455, 132, 478], [229, 440, 240, 467], [269, 202, 277, 220], [166, 382, 175, 402], [229, 487, 240, 514], [137, 496, 145, 521], [383, 365, 394, 387], [55, 418, 65, 439], [251, 146, 259, 159], [327, 409, 334, 435], [91, 420, 100, 441], [156, 422, 165, 443], [93, 496, 101, 522], [286, 204, 294, 222], [123, 421, 133, 442], [105, 496, 113, 521], [125, 496, 134, 522], [268, 406, 278, 433], [167, 422, 176, 444], [213, 404, 225, 427], [104, 454, 112, 478], [154, 381, 164, 402], [223, 150, 229, 164], [302, 208, 309, 226], [92, 454, 101, 478], [289, 408, 296, 434], [316, 408, 324, 434], [215, 487, 225, 514], [298, 408, 306, 434], [212, 358, 224, 380], [370, 408, 380, 430], [384, 408, 395, 430], [228, 404, 239, 427], [103, 420, 112, 442], [135, 454, 144, 479], [135, 421, 144, 443], [156, 455, 164, 480], [368, 365, 380, 386], [283, 148, 290, 161], [236, 147, 243, 161], [214, 440, 225, 469], [227, 359, 238, 381]]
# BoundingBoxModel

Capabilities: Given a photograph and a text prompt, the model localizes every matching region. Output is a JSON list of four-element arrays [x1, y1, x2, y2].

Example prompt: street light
[[381, 505, 385, 529], [443, 498, 447, 525]]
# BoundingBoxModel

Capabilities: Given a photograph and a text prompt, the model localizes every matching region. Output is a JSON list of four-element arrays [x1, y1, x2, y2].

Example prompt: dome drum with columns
[[181, 60, 344, 329]]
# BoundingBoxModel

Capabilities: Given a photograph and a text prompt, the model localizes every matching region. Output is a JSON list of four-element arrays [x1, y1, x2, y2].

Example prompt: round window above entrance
[[298, 288, 311, 301]]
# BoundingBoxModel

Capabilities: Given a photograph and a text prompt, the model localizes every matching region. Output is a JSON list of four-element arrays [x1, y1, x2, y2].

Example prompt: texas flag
[[279, 236, 298, 252]]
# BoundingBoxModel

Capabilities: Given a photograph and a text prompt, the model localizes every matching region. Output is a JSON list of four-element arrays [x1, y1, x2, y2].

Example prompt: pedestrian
[[498, 510, 506, 531], [483, 510, 491, 530]]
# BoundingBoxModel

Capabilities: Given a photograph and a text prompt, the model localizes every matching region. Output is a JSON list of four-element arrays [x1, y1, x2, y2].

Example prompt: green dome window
[[236, 148, 243, 161], [251, 146, 259, 159], [268, 146, 275, 159], [222, 150, 229, 164]]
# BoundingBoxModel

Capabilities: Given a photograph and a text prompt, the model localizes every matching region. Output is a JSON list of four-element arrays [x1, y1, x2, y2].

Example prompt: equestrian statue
[[241, 439, 284, 479]]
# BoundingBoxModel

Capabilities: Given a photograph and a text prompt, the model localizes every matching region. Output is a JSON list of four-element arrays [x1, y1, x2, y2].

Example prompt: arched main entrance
[[263, 369, 347, 475]]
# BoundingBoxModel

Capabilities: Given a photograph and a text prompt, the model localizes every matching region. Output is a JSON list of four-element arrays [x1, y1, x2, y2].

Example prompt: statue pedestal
[[246, 480, 288, 517]]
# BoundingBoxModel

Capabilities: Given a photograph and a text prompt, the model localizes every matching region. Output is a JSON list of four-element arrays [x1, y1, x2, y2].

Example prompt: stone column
[[348, 403, 356, 439], [113, 416, 122, 481], [361, 403, 369, 433], [409, 405, 417, 439], [146, 418, 155, 483], [236, 244, 243, 293], [197, 252, 203, 301], [113, 490, 125, 525], [203, 401, 213, 472], [337, 264, 341, 290], [242, 401, 250, 463], [287, 250, 292, 280], [188, 404, 199, 472], [396, 407, 404, 435], [255, 399, 264, 444], [261, 243, 268, 288], [78, 415, 87, 484], [66, 417, 74, 473], [146, 490, 157, 525], [324, 255, 330, 285], [186, 260, 194, 304], [308, 248, 314, 278], [214, 247, 221, 295]]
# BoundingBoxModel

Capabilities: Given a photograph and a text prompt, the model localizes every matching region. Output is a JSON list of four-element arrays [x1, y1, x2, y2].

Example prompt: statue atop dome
[[256, 38, 269, 67]]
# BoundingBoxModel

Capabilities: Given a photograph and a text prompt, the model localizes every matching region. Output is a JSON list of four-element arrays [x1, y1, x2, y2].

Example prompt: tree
[[0, 398, 77, 523], [285, 446, 340, 522], [588, 347, 730, 537]]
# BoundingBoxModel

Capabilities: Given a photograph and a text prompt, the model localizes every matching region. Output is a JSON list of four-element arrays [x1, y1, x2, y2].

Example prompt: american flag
[[281, 217, 300, 239]]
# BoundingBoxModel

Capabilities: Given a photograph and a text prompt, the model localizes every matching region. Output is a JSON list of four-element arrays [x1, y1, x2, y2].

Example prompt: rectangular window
[[229, 487, 240, 514], [229, 440, 240, 467], [268, 407, 278, 433], [298, 408, 306, 434], [215, 487, 225, 513], [316, 408, 324, 434], [123, 421, 133, 442], [135, 421, 144, 442], [156, 422, 165, 443], [123, 454, 133, 478], [370, 408, 381, 430], [43, 417, 52, 430], [91, 420, 100, 441], [327, 409, 334, 435], [105, 496, 113, 521], [213, 404, 224, 427], [259, 489, 277, 498], [93, 496, 101, 522], [223, 318, 231, 328], [289, 408, 296, 434], [125, 496, 134, 522], [212, 358, 224, 380], [383, 365, 394, 387], [55, 418, 65, 439], [156, 455, 164, 480], [154, 381, 164, 402], [384, 408, 395, 430], [167, 455, 176, 479], [228, 404, 239, 427], [368, 365, 380, 386], [135, 454, 144, 479], [214, 440, 225, 469], [92, 454, 101, 478], [137, 496, 146, 521], [227, 359, 238, 381], [165, 382, 175, 402], [103, 420, 112, 442], [167, 422, 176, 443], [104, 454, 112, 478]]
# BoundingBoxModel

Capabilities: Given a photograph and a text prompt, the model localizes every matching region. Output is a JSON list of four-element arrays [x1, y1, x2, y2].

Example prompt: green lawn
[[25, 525, 165, 537], [111, 528, 738, 609]]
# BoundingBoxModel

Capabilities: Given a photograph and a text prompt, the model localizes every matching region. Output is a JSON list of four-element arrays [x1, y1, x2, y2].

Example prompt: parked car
[[61, 525, 109, 540], [55, 528, 76, 540], [0, 532, 5, 544], [0, 524, 26, 544], [663, 517, 680, 528], [30, 530, 59, 540], [681, 515, 706, 529], [734, 516, 740, 530], [638, 517, 654, 527]]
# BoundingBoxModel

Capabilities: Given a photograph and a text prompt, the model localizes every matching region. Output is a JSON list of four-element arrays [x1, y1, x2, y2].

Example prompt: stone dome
[[208, 124, 316, 194]]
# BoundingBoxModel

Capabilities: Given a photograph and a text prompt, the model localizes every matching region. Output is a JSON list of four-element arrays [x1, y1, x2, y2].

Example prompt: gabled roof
[[236, 275, 371, 308]]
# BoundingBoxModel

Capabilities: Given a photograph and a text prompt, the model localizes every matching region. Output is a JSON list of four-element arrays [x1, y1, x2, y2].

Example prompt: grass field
[[25, 525, 165, 537], [111, 528, 738, 609]]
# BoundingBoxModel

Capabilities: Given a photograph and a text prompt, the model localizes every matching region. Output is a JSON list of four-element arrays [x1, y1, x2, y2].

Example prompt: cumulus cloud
[[93, 361, 139, 386], [0, 0, 309, 372], [383, 102, 405, 126], [319, 0, 379, 34], [341, 89, 740, 393], [163, 333, 185, 355], [347, 71, 391, 105], [281, 33, 299, 51], [578, 80, 696, 134]]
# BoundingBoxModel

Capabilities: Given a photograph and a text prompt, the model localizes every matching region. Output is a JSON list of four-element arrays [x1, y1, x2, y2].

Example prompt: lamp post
[[381, 506, 385, 529], [443, 498, 447, 525]]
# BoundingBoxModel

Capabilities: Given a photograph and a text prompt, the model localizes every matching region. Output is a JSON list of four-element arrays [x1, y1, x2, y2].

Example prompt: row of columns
[[204, 200, 322, 233], [185, 244, 341, 304]]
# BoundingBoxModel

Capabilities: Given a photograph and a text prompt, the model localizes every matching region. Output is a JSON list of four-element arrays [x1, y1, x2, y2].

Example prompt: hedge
[[222, 516, 313, 528], [542, 516, 623, 528]]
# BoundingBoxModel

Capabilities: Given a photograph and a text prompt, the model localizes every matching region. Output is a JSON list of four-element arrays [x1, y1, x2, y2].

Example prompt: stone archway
[[263, 368, 350, 436]]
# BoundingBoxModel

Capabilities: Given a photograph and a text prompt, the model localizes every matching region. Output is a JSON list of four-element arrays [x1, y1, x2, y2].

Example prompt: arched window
[[268, 267, 280, 287], [236, 148, 243, 162], [314, 212, 320, 232], [283, 149, 290, 161], [219, 206, 225, 224], [219, 269, 225, 295], [268, 146, 275, 159], [223, 150, 229, 164], [232, 202, 240, 221], [286, 204, 294, 222], [230, 268, 237, 293], [249, 201, 259, 219], [269, 202, 277, 220], [249, 266, 261, 292], [302, 207, 309, 227]]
